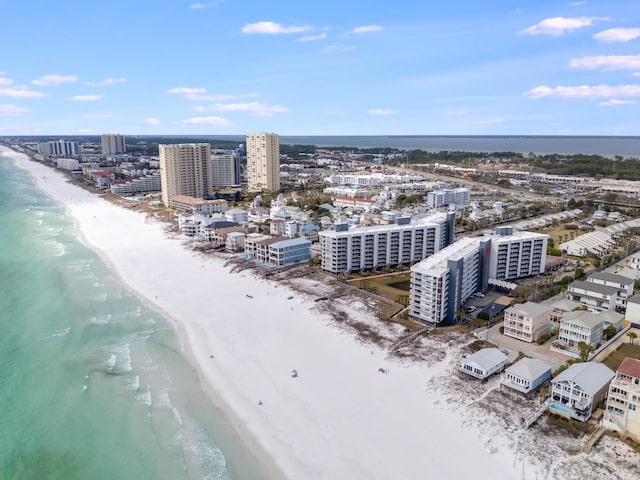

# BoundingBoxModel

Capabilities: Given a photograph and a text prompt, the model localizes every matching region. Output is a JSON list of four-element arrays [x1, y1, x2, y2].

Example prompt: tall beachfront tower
[[246, 132, 280, 192], [101, 133, 126, 154], [159, 143, 212, 207]]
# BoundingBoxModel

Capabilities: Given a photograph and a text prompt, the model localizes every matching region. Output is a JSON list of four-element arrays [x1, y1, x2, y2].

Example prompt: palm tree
[[577, 341, 595, 361], [627, 331, 638, 345]]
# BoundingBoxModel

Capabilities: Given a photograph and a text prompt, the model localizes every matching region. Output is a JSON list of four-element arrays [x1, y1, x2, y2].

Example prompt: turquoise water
[[0, 155, 268, 479]]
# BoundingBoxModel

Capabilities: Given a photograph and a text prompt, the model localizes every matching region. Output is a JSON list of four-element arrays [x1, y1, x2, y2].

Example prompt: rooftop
[[553, 362, 615, 396], [617, 357, 640, 379]]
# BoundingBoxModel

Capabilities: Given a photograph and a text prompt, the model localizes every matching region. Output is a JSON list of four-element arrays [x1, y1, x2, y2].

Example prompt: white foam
[[105, 354, 117, 371], [129, 375, 140, 391], [136, 389, 152, 407], [46, 326, 71, 339]]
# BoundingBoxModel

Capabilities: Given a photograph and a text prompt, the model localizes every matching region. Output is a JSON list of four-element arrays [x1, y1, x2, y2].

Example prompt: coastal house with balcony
[[501, 358, 552, 395], [566, 280, 624, 313], [457, 348, 509, 380], [503, 302, 553, 343], [603, 357, 640, 441], [254, 236, 311, 267], [555, 311, 604, 358], [549, 362, 615, 421]]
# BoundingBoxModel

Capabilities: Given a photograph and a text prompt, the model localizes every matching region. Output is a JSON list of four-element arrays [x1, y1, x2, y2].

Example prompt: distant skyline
[[1, 1, 639, 136]]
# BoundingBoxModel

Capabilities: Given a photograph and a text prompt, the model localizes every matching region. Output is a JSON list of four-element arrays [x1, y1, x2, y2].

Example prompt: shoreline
[[2, 147, 527, 479], [2, 148, 284, 480]]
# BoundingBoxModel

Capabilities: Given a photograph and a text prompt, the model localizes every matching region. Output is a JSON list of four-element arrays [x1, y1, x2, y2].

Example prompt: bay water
[[0, 154, 268, 479]]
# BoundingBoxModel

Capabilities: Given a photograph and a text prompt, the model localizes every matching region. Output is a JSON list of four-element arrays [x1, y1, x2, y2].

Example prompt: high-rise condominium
[[101, 133, 126, 154], [246, 132, 280, 192], [159, 143, 212, 207]]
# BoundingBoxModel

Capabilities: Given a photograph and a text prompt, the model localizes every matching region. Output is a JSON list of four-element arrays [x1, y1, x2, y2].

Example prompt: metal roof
[[504, 358, 551, 382], [552, 362, 615, 396]]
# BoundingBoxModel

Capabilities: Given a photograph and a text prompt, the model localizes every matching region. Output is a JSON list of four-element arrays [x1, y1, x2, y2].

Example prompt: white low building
[[501, 358, 552, 395], [457, 348, 509, 380]]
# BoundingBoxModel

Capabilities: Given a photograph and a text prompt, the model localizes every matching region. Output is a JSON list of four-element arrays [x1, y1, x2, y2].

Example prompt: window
[[630, 404, 637, 411]]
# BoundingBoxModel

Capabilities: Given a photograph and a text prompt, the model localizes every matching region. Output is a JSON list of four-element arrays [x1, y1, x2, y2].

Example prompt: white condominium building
[[159, 143, 212, 207], [48, 139, 80, 157], [211, 149, 241, 186], [410, 227, 548, 325], [410, 236, 490, 325], [319, 212, 455, 274], [246, 132, 280, 192], [488, 227, 548, 280], [101, 133, 126, 154], [427, 188, 470, 208]]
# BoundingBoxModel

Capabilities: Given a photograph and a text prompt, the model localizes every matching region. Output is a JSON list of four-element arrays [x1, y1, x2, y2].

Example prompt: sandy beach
[[4, 148, 549, 479]]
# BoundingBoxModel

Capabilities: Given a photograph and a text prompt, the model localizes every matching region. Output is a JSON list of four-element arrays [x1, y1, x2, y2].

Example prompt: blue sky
[[1, 0, 639, 136]]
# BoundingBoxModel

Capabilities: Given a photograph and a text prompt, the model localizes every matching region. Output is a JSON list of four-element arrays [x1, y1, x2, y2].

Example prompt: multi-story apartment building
[[168, 195, 228, 214], [604, 357, 640, 441], [211, 149, 241, 186], [550, 362, 615, 421], [159, 143, 212, 207], [101, 133, 126, 154], [427, 188, 470, 208], [410, 236, 490, 325], [48, 139, 80, 157], [488, 227, 548, 281], [319, 212, 455, 274], [110, 172, 161, 196], [503, 301, 553, 343], [587, 272, 634, 303], [246, 132, 280, 192], [410, 227, 548, 325], [252, 236, 312, 267]]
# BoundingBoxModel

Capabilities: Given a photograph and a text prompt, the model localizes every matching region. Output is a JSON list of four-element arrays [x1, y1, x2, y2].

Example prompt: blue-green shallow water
[[0, 154, 268, 480]]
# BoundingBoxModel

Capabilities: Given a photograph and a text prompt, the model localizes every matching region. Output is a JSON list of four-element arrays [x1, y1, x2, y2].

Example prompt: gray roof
[[628, 294, 640, 305], [588, 271, 634, 285], [569, 280, 622, 296], [506, 301, 551, 318], [552, 362, 615, 396], [465, 348, 508, 371], [550, 299, 583, 312], [561, 311, 605, 329], [504, 358, 551, 381]]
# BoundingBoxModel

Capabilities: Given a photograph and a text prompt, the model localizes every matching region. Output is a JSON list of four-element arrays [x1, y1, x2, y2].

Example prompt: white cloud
[[321, 45, 356, 54], [0, 78, 13, 85], [348, 25, 383, 35], [634, 72, 640, 77], [189, 1, 223, 9], [145, 118, 160, 125], [600, 98, 638, 106], [214, 102, 288, 116], [83, 113, 112, 119], [297, 32, 327, 42], [67, 94, 103, 101], [474, 118, 503, 125], [368, 109, 397, 115], [167, 87, 206, 95], [0, 87, 47, 98], [593, 27, 640, 43], [570, 54, 640, 71], [519, 16, 607, 36], [325, 108, 345, 116], [524, 84, 640, 99], [31, 74, 77, 86], [568, 1, 587, 6], [78, 129, 93, 133], [86, 77, 126, 87], [0, 104, 30, 116], [241, 21, 311, 34], [182, 116, 231, 126], [184, 92, 259, 101]]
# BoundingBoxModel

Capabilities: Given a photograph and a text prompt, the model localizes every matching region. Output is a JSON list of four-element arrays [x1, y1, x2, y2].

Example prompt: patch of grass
[[603, 343, 640, 372], [387, 280, 411, 291], [467, 340, 498, 353]]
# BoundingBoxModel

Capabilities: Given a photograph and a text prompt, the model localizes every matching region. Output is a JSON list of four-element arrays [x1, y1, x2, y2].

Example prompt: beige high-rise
[[246, 132, 280, 192], [160, 143, 212, 207]]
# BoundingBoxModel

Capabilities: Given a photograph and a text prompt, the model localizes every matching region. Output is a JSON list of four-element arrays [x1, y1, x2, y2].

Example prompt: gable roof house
[[501, 358, 552, 395], [549, 362, 615, 421], [457, 348, 509, 380]]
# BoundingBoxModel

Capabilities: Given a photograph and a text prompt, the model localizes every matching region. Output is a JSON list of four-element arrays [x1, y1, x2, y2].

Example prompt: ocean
[[0, 154, 269, 479], [154, 135, 640, 157]]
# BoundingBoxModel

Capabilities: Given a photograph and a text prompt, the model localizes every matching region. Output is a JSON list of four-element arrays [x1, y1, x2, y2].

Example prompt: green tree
[[627, 331, 638, 345], [604, 325, 617, 340], [578, 341, 594, 361]]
